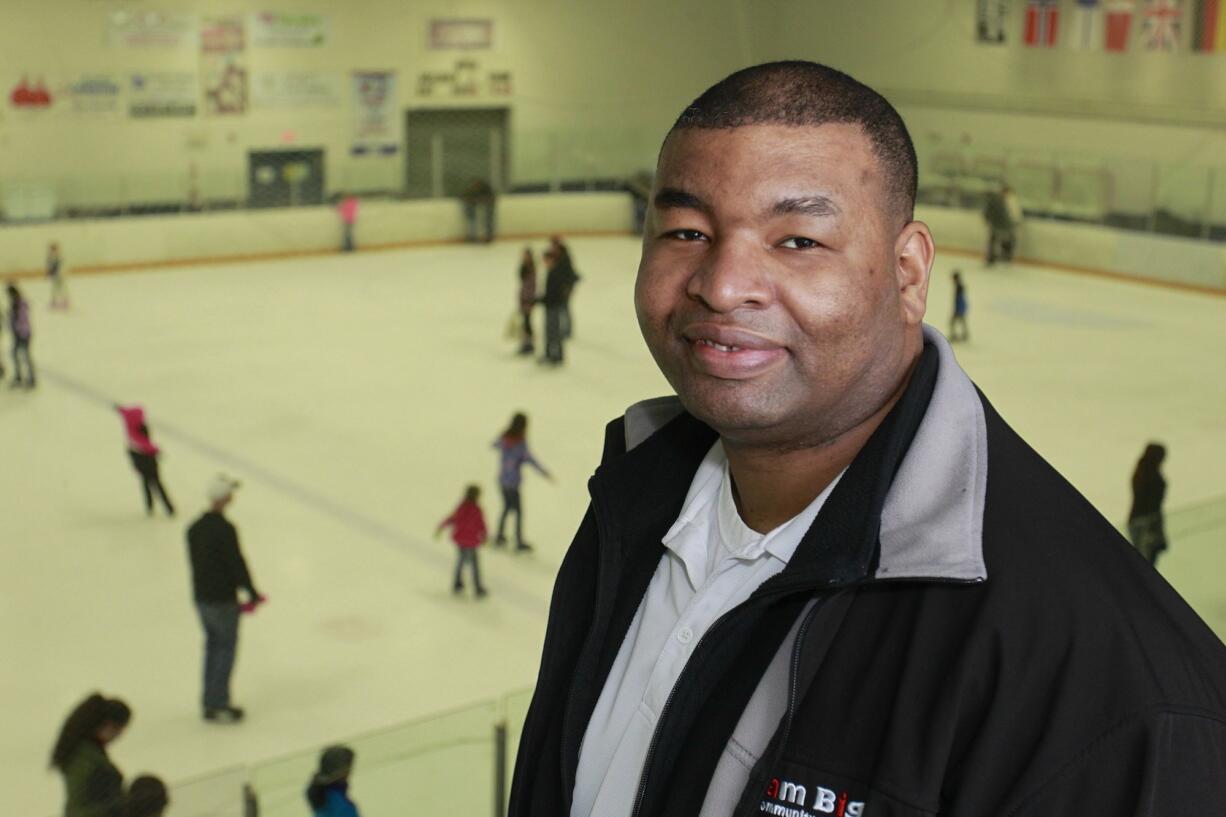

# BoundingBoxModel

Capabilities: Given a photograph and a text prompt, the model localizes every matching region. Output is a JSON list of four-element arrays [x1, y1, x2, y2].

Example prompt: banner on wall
[[129, 72, 198, 118], [9, 76, 53, 109], [108, 11, 196, 48], [66, 75, 121, 113], [1192, 0, 1226, 51], [252, 71, 340, 108], [429, 19, 493, 50], [251, 12, 328, 47], [351, 71, 398, 156], [976, 0, 1009, 43], [201, 16, 247, 115], [1105, 0, 1137, 51], [1141, 0, 1184, 49], [1023, 0, 1060, 47], [1071, 0, 1104, 49]]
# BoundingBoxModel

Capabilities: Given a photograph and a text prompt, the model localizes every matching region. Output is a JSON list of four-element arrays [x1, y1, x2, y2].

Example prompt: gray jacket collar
[[620, 325, 988, 584]]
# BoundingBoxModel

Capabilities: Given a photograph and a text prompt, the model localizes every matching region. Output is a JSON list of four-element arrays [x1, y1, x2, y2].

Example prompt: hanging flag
[[977, 0, 1009, 43], [1105, 0, 1137, 50], [1191, 0, 1226, 50], [1024, 0, 1060, 46], [1072, 0, 1104, 48], [1141, 0, 1184, 49]]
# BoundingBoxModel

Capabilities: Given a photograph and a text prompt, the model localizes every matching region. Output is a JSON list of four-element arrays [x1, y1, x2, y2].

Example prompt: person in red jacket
[[436, 485, 488, 598], [115, 404, 175, 516]]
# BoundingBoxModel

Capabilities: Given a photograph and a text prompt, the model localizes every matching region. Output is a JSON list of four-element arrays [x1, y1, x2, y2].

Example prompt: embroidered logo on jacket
[[761, 777, 864, 817]]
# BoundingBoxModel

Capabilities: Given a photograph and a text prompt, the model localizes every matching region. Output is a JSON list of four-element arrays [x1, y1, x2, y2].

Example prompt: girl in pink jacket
[[116, 404, 175, 516]]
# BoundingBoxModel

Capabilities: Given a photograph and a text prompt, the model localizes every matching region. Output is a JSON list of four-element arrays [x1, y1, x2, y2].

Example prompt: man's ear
[[895, 221, 935, 326]]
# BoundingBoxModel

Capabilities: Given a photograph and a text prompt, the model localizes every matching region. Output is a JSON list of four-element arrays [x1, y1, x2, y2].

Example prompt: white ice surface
[[3, 236, 1224, 816]]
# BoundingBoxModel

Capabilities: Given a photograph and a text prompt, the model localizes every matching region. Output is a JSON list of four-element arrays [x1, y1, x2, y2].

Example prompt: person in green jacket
[[50, 694, 132, 817]]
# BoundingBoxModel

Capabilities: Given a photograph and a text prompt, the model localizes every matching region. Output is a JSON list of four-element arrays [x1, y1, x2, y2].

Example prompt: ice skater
[[50, 693, 131, 817], [306, 746, 361, 817], [516, 247, 537, 356], [1128, 442, 1168, 566], [7, 283, 35, 388], [539, 248, 578, 365], [187, 475, 264, 723], [337, 195, 358, 252], [493, 412, 552, 551], [116, 404, 175, 516], [48, 242, 69, 309], [949, 270, 969, 342], [436, 484, 489, 597]]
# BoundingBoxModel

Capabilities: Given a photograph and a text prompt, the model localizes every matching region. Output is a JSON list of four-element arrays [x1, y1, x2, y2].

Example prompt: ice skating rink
[[4, 236, 1225, 815]]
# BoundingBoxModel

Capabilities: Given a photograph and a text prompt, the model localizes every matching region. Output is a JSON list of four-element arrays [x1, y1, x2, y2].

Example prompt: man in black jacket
[[187, 474, 262, 723], [510, 62, 1226, 817]]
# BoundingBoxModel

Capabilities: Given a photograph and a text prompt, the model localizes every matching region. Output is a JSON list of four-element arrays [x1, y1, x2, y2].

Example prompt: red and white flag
[[1072, 0, 1104, 49], [1105, 0, 1138, 50], [1141, 0, 1184, 49], [1024, 0, 1061, 46]]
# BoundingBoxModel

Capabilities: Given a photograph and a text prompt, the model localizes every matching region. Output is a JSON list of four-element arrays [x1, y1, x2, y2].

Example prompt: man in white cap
[[186, 474, 263, 723]]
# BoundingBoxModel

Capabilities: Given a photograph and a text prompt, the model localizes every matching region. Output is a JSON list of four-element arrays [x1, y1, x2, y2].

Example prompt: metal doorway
[[248, 148, 325, 208], [404, 108, 509, 198]]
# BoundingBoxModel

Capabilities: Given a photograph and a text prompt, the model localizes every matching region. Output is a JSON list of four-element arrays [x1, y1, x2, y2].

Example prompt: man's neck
[[723, 369, 915, 534]]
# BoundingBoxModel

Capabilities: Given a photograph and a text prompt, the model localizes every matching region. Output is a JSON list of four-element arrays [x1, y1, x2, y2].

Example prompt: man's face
[[635, 123, 930, 448]]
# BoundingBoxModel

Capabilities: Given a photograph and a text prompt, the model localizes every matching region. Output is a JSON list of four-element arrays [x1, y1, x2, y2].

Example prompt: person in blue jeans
[[186, 475, 264, 723], [306, 746, 359, 817], [493, 412, 552, 552]]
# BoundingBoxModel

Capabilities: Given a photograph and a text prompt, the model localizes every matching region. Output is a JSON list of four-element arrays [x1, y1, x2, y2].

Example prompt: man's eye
[[780, 236, 820, 250], [666, 229, 707, 242]]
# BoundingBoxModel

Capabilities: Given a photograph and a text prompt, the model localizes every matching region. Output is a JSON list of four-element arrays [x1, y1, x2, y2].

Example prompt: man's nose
[[685, 237, 771, 313]]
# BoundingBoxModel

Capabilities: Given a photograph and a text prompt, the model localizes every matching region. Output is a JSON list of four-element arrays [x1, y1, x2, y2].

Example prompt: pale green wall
[[742, 0, 1226, 217], [0, 0, 746, 203]]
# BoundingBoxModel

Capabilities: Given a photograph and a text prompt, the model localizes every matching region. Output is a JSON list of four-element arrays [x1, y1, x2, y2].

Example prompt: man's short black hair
[[667, 61, 918, 224]]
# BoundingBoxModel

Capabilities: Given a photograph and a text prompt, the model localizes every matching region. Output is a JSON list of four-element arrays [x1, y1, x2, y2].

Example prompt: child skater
[[436, 484, 488, 598], [115, 404, 176, 516], [48, 242, 69, 309], [493, 412, 552, 552]]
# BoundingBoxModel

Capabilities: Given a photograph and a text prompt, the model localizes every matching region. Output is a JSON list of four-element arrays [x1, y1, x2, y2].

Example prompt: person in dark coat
[[509, 61, 1226, 817], [50, 694, 131, 817], [539, 247, 578, 365], [460, 178, 495, 243], [1128, 442, 1168, 565], [305, 746, 359, 817], [187, 475, 264, 723]]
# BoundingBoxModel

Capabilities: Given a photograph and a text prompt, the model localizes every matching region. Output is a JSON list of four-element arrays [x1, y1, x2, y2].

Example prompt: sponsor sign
[[66, 75, 121, 113], [251, 12, 328, 47], [352, 70, 398, 155], [202, 16, 247, 115], [252, 71, 340, 109], [10, 77, 52, 109], [429, 18, 493, 49], [108, 11, 196, 48], [130, 72, 198, 118]]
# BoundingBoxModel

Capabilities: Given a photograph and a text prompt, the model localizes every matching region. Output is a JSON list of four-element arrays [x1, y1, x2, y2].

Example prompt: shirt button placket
[[676, 626, 694, 644]]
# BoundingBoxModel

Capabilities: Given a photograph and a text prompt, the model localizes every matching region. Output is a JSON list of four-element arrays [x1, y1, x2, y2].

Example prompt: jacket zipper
[[776, 595, 827, 752]]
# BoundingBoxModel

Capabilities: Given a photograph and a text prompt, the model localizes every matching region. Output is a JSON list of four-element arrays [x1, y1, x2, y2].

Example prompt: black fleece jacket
[[509, 349, 1226, 817]]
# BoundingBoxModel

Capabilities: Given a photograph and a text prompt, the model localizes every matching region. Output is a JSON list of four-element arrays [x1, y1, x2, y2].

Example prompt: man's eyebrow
[[653, 187, 709, 212], [770, 195, 841, 218]]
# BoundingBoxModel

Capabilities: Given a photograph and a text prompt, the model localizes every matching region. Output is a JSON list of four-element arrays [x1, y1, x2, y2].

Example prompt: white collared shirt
[[571, 441, 843, 817]]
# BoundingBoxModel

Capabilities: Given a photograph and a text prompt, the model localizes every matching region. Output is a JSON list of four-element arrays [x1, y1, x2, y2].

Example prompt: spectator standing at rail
[[1128, 442, 1168, 566], [7, 283, 35, 388], [115, 404, 176, 517], [436, 484, 489, 598], [493, 412, 552, 552], [48, 241, 69, 309], [460, 178, 496, 243], [306, 746, 360, 817], [949, 270, 969, 342], [337, 195, 359, 253], [516, 247, 537, 356], [50, 693, 131, 817], [983, 183, 1021, 266], [187, 475, 264, 723]]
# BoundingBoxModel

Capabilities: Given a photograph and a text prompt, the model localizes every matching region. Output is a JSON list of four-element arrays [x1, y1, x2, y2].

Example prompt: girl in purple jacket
[[493, 412, 552, 552]]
